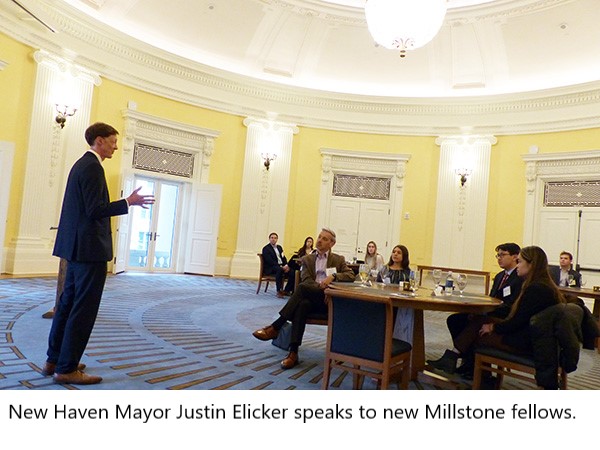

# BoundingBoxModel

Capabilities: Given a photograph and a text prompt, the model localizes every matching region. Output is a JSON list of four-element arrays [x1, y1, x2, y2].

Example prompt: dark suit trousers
[[278, 283, 326, 347], [265, 265, 286, 292], [447, 307, 511, 343], [46, 260, 107, 373], [452, 316, 519, 359]]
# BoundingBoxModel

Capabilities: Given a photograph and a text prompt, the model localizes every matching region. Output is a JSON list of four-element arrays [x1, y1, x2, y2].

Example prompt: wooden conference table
[[556, 285, 600, 317], [327, 282, 502, 381]]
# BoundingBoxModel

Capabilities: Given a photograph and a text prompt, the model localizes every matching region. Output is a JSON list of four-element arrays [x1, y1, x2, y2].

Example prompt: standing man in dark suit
[[549, 251, 581, 287], [253, 228, 355, 369], [43, 122, 154, 385], [262, 232, 293, 297], [427, 242, 523, 375]]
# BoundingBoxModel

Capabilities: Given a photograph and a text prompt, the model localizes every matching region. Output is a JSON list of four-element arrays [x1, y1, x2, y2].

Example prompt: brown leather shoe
[[53, 370, 102, 385], [281, 351, 298, 370], [252, 325, 279, 341], [276, 291, 286, 298], [41, 362, 87, 376]]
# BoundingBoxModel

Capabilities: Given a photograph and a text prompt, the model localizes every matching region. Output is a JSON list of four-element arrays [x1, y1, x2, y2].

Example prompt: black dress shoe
[[456, 361, 473, 375], [427, 350, 459, 374]]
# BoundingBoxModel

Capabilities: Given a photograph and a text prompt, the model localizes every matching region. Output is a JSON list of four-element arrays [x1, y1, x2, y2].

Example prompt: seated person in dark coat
[[252, 228, 355, 370], [549, 251, 581, 287], [262, 232, 293, 297], [432, 246, 564, 379], [286, 236, 314, 291], [428, 242, 523, 375]]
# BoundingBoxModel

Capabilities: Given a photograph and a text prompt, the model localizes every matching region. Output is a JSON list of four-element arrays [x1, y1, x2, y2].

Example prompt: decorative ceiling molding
[[265, 0, 574, 24], [1, 1, 598, 136]]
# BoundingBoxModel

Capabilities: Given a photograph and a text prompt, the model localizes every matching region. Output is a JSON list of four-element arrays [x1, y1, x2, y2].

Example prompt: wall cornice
[[1, 1, 598, 136]]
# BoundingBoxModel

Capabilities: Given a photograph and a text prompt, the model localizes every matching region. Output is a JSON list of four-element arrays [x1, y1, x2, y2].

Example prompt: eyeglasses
[[495, 252, 510, 259]]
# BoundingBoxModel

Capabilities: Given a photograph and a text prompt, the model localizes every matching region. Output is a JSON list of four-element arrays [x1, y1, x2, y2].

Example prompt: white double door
[[328, 197, 391, 262], [124, 177, 182, 272], [536, 207, 600, 270], [113, 175, 222, 275]]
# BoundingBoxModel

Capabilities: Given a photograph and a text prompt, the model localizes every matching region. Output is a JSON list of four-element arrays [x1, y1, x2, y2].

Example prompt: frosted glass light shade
[[365, 0, 447, 54]]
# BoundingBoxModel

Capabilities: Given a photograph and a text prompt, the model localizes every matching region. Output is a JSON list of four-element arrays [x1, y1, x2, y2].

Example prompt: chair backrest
[[257, 252, 272, 279], [257, 253, 264, 272], [327, 291, 393, 362]]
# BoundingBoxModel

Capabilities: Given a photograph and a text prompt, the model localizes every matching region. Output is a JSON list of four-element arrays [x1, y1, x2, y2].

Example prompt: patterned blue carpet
[[1, 274, 598, 390]]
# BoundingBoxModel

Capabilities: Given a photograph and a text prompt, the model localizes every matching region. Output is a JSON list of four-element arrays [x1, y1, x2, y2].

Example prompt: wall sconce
[[55, 104, 77, 129], [455, 168, 472, 187], [261, 152, 277, 170]]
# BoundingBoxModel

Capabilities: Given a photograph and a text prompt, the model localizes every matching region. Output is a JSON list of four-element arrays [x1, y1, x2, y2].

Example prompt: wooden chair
[[322, 289, 412, 390], [473, 303, 583, 390], [256, 253, 279, 294], [472, 347, 568, 390]]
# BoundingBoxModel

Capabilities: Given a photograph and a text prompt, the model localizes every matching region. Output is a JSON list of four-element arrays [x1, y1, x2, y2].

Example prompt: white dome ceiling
[[3, 0, 599, 135], [51, 0, 600, 98]]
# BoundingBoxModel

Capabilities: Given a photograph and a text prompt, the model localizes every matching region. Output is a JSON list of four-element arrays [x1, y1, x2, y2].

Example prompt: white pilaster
[[0, 141, 15, 274], [230, 117, 298, 279], [432, 135, 495, 270], [6, 50, 99, 274]]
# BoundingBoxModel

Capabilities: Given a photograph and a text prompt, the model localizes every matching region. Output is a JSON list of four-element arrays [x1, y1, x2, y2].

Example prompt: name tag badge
[[503, 286, 511, 297], [326, 268, 337, 277]]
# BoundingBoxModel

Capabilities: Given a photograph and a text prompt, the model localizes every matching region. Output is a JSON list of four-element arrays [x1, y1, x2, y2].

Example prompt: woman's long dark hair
[[387, 244, 410, 270], [297, 236, 314, 258], [507, 245, 565, 319]]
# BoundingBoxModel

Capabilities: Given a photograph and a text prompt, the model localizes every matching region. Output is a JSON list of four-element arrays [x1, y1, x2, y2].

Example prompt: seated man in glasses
[[427, 242, 524, 376]]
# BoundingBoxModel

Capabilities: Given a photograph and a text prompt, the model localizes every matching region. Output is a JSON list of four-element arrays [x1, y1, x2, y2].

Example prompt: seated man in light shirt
[[549, 251, 581, 287], [252, 228, 355, 369]]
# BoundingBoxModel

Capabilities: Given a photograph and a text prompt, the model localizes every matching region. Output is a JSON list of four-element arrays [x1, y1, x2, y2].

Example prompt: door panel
[[329, 199, 360, 260], [357, 202, 390, 260], [579, 212, 600, 269], [536, 210, 578, 265], [184, 184, 222, 275], [536, 208, 600, 269], [113, 172, 135, 274], [153, 182, 179, 269], [127, 179, 155, 270]]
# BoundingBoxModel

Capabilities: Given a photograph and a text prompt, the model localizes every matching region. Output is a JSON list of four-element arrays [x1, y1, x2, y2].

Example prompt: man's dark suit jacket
[[262, 243, 288, 273], [53, 151, 128, 262], [488, 269, 524, 318], [549, 265, 581, 288]]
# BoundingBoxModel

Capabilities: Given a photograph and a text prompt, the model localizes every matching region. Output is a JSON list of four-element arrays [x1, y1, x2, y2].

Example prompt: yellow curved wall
[[0, 33, 37, 248], [3, 32, 600, 275]]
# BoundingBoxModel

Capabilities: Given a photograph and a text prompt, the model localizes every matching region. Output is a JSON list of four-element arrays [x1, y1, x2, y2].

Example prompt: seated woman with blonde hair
[[364, 241, 384, 271], [377, 245, 411, 285]]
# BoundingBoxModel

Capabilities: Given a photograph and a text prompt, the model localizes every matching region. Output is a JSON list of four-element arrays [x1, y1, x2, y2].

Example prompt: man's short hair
[[321, 227, 336, 242], [495, 242, 520, 255], [560, 251, 573, 260], [85, 122, 119, 146], [269, 232, 278, 239]]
